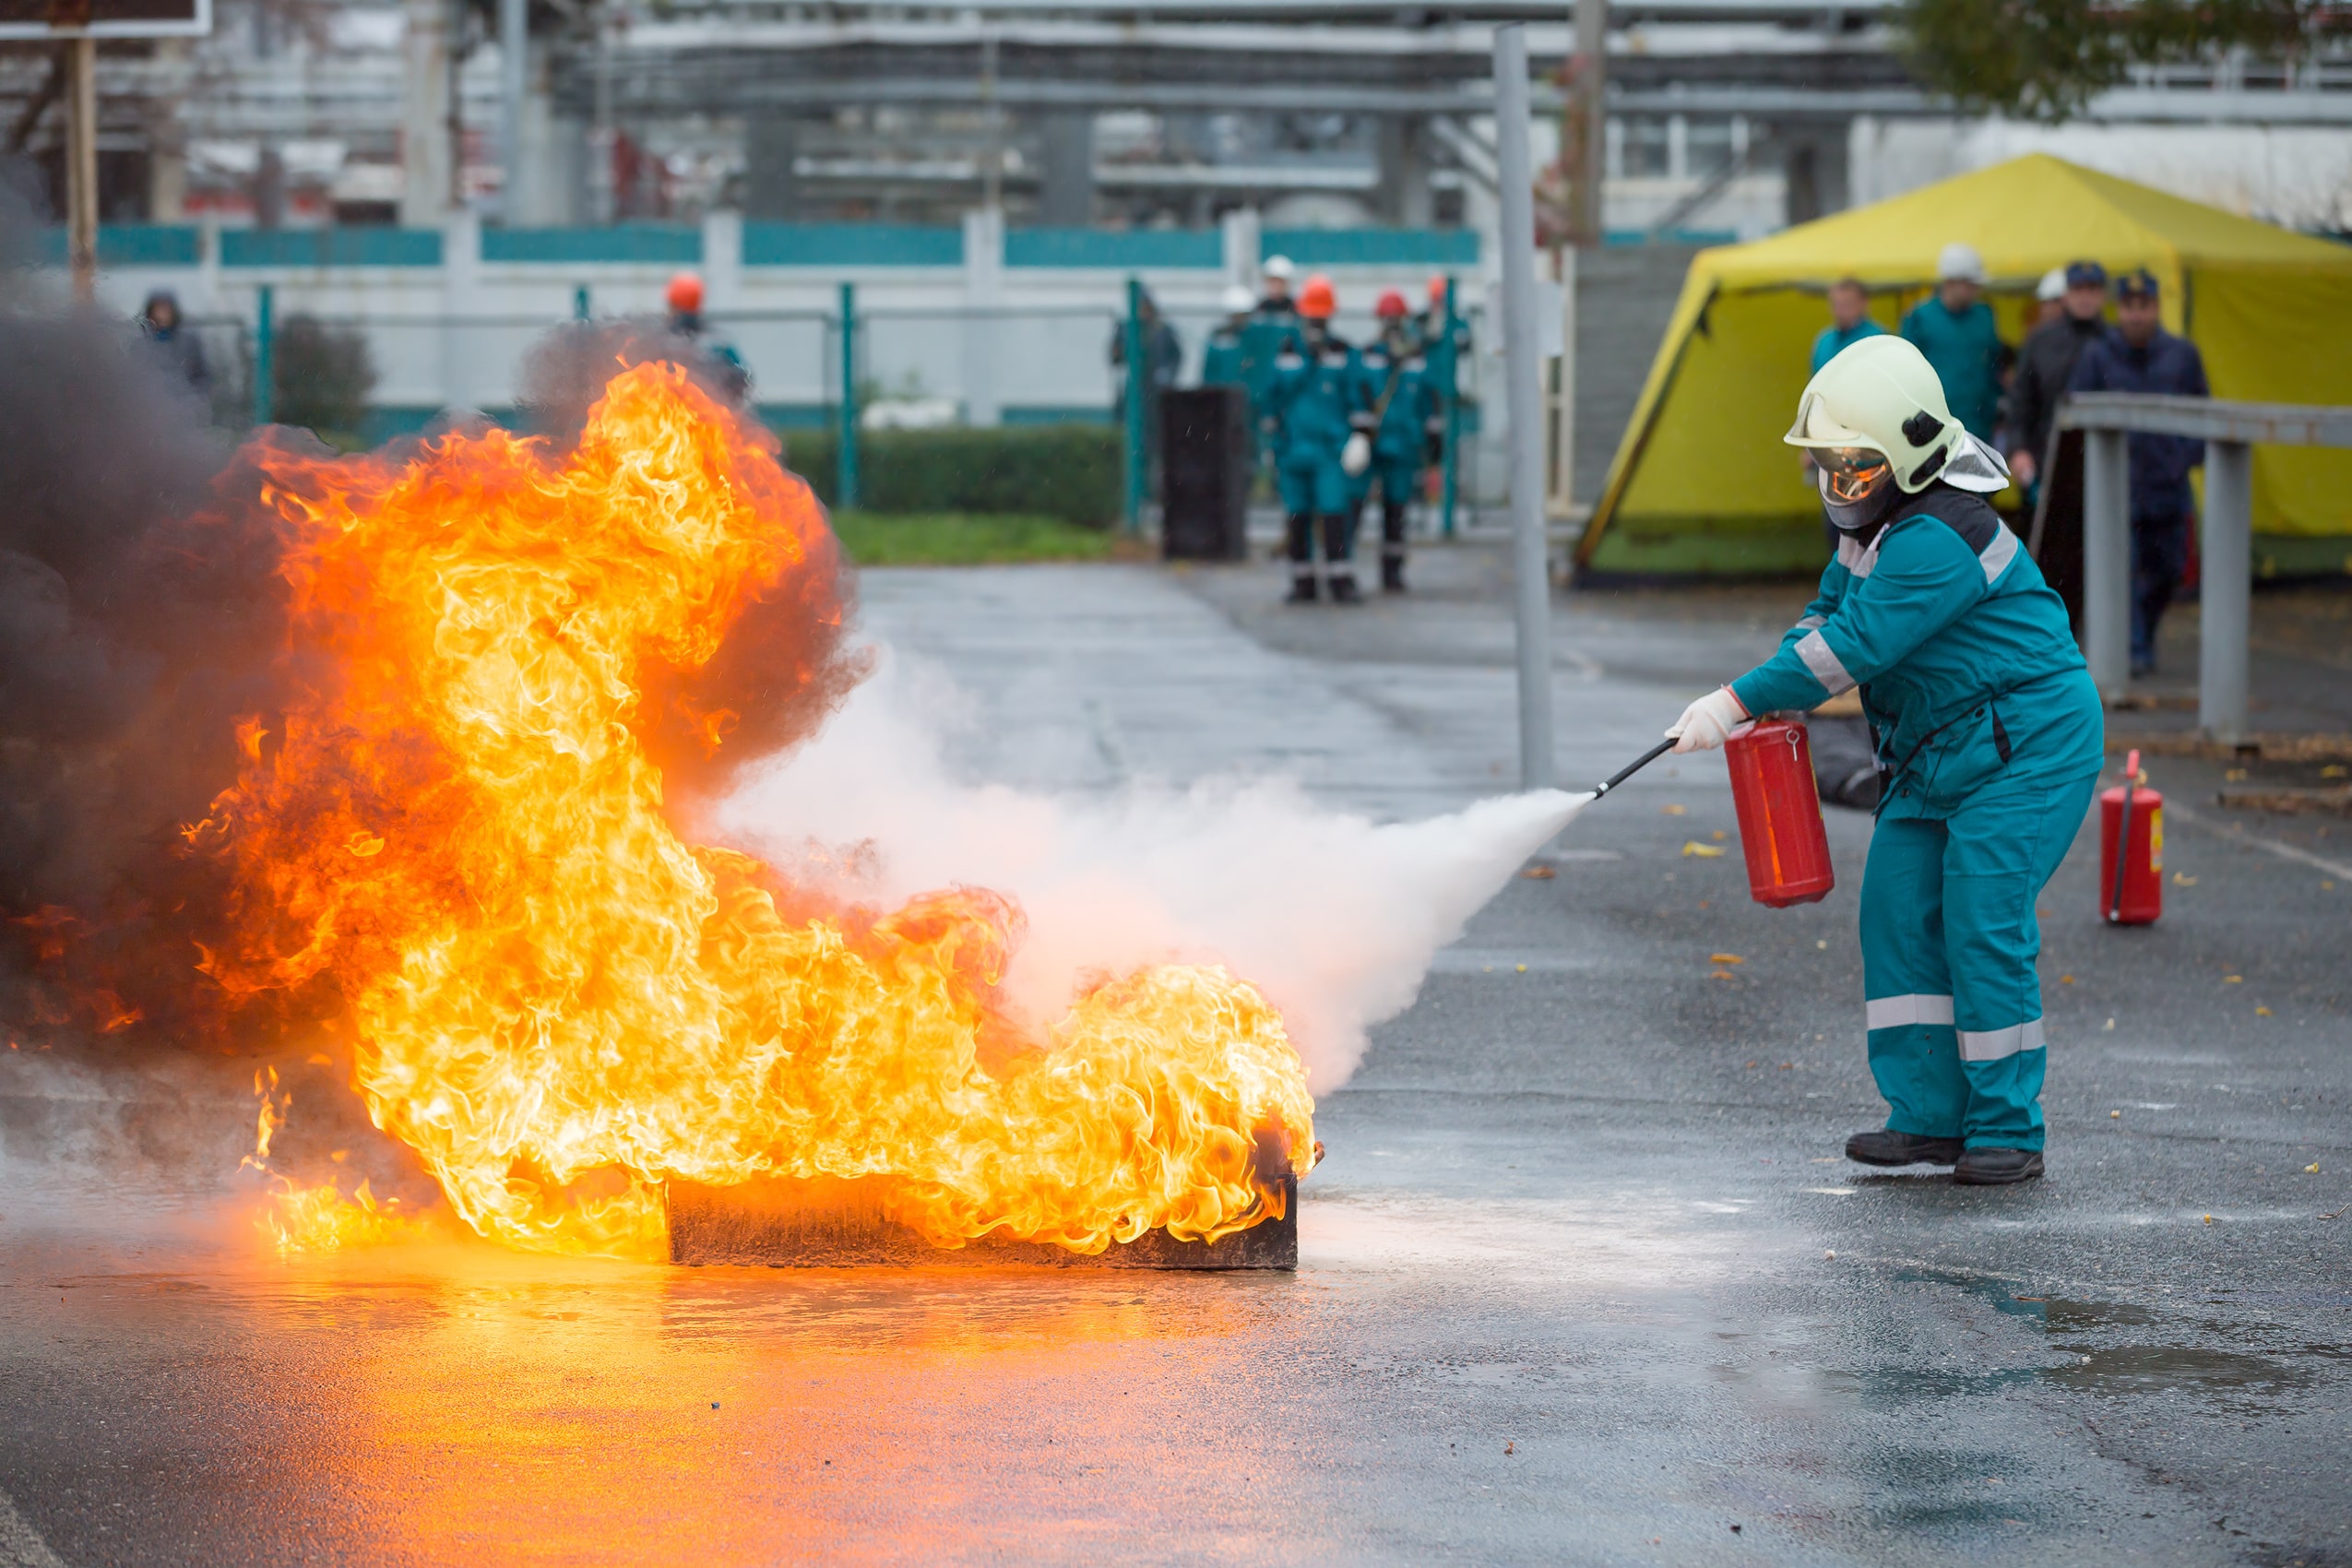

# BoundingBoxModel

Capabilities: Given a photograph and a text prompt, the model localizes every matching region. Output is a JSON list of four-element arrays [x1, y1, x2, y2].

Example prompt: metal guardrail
[[2057, 391, 2352, 744]]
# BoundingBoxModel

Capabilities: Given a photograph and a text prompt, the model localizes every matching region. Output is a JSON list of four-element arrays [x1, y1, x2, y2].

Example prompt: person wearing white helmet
[[1258, 255, 1298, 316], [2033, 266, 2068, 329], [1201, 284, 1257, 389], [1898, 242, 2009, 445], [1667, 335, 2103, 1186]]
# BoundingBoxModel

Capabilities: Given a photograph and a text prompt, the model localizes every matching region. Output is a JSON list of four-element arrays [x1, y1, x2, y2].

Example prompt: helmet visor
[[1818, 446, 1892, 502]]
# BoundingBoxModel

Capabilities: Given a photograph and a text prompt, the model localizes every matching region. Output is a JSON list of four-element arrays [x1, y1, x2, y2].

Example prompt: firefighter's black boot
[[1953, 1146, 2044, 1184], [1284, 512, 1319, 603], [1321, 511, 1361, 603], [1380, 499, 1408, 592], [1845, 1130, 1963, 1167]]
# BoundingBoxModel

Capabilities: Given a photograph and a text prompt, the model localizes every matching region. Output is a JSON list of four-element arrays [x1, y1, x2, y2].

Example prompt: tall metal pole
[[837, 281, 861, 510], [2198, 438, 2252, 743], [1493, 27, 1555, 791], [1123, 276, 1148, 534], [1571, 0, 1609, 246], [499, 0, 528, 224], [65, 35, 98, 304]]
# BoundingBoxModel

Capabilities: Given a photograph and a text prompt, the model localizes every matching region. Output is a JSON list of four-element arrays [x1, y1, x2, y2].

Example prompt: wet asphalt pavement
[[0, 550, 2346, 1566]]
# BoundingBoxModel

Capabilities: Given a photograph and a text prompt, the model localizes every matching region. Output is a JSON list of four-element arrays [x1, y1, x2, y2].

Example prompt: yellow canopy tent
[[1579, 154, 2352, 578]]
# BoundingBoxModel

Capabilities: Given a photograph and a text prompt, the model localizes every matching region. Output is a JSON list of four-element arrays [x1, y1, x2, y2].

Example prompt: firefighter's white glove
[[1668, 687, 1751, 754], [1340, 432, 1372, 476]]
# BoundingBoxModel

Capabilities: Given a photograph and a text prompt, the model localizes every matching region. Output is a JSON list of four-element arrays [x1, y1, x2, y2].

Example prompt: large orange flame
[[195, 362, 1313, 1260]]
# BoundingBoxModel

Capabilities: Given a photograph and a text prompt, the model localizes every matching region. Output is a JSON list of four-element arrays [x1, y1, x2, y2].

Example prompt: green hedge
[[778, 424, 1123, 529]]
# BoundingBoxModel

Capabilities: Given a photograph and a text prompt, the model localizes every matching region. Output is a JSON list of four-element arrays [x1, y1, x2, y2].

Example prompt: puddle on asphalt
[[2041, 1345, 2309, 1397], [1850, 1269, 2317, 1408]]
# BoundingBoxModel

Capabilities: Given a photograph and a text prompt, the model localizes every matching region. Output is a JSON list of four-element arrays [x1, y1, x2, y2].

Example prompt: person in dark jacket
[[2006, 261, 2111, 490], [139, 291, 211, 398], [2067, 268, 2210, 675], [2005, 260, 2114, 626]]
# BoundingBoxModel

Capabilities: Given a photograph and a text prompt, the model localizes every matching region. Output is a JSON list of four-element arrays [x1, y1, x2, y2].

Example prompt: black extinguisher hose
[[1592, 738, 1676, 801], [2107, 747, 2141, 923]]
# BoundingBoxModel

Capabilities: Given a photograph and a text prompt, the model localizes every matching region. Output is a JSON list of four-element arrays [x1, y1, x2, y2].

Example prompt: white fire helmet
[[1221, 282, 1256, 314], [1262, 255, 1298, 283], [2036, 266, 2067, 303], [1936, 242, 1988, 285], [1785, 335, 2010, 496]]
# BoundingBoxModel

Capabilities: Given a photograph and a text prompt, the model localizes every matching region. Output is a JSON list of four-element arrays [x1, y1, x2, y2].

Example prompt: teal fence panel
[[38, 225, 202, 267], [1261, 228, 1479, 267], [1004, 228, 1220, 270], [221, 229, 444, 268], [742, 223, 963, 267], [481, 225, 702, 264]]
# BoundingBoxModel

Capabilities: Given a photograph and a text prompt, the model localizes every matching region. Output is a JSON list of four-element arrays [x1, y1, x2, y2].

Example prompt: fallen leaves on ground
[[1522, 865, 1556, 880], [1681, 841, 1725, 858], [1709, 953, 1744, 965]]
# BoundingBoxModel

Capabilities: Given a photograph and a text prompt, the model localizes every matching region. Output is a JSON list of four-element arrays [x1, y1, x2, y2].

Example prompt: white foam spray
[[712, 650, 1590, 1094]]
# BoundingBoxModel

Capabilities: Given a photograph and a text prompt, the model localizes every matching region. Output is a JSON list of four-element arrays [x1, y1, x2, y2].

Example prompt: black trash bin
[[1159, 386, 1250, 561]]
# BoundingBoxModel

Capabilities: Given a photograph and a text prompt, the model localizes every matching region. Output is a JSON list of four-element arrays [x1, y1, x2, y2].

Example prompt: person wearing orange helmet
[[1265, 274, 1372, 603], [1352, 289, 1441, 592], [664, 270, 749, 404]]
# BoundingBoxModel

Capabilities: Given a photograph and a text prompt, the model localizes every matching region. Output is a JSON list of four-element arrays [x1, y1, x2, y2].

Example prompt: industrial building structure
[[14, 0, 2352, 245]]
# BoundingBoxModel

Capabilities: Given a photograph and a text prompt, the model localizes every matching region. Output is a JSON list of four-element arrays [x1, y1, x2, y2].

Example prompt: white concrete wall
[[70, 209, 1492, 424]]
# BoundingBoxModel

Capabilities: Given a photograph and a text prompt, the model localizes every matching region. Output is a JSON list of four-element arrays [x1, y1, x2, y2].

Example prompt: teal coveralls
[[1353, 335, 1441, 509], [1267, 332, 1365, 520], [1729, 487, 2104, 1151], [1202, 323, 1248, 388]]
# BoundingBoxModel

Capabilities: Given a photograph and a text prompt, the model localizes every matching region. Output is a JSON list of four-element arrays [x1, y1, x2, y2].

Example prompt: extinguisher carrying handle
[[1593, 738, 1677, 800], [2107, 746, 2142, 924]]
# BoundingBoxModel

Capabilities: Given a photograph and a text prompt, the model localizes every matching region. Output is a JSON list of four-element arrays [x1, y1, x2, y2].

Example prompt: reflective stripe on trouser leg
[[1859, 815, 1966, 1140], [1942, 768, 2098, 1150]]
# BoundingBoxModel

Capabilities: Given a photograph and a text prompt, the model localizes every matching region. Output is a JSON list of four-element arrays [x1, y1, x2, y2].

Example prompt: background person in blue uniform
[[2067, 268, 2211, 676], [1811, 277, 1885, 374], [1900, 244, 2009, 444], [1266, 274, 1369, 603], [1668, 336, 2103, 1186], [1354, 289, 1442, 593], [1201, 284, 1254, 389]]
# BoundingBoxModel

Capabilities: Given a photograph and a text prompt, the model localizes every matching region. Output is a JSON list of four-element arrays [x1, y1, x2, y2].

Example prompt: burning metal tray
[[665, 1173, 1297, 1270]]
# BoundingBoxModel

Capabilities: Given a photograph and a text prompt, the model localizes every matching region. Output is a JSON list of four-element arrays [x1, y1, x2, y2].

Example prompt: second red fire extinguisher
[[1724, 719, 1836, 908], [2098, 748, 2163, 925]]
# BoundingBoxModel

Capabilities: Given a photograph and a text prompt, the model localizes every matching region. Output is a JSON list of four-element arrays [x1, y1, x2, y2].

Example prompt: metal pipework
[[2080, 425, 2131, 703]]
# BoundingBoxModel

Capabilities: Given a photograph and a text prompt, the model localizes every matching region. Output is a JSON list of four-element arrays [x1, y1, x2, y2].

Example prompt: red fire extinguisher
[[1723, 719, 1836, 908], [2099, 748, 2163, 924]]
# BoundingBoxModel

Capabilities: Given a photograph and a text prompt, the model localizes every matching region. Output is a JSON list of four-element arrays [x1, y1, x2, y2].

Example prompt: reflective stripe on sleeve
[[1796, 630, 1857, 695], [1979, 523, 2021, 585], [1865, 993, 1955, 1031], [1957, 1017, 2047, 1062], [1793, 614, 1826, 631]]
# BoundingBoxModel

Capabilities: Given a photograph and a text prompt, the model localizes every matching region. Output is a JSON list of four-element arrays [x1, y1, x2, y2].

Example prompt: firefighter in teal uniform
[[1667, 336, 2104, 1185], [1353, 289, 1443, 592], [1266, 275, 1370, 603]]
